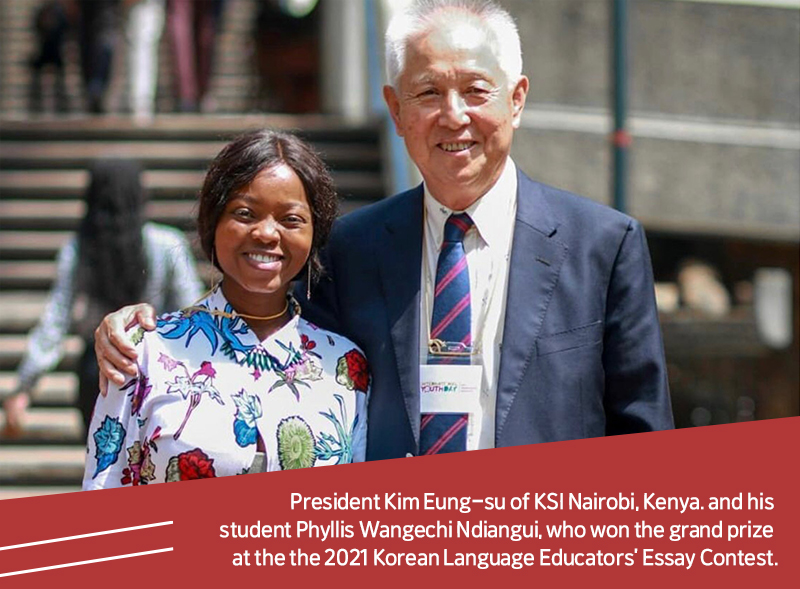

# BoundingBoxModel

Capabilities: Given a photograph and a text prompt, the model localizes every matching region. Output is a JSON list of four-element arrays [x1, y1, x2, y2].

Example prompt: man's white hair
[[384, 0, 523, 89]]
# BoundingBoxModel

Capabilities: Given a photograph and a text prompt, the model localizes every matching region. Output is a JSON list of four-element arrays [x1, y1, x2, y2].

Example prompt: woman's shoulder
[[133, 308, 195, 352], [129, 308, 212, 376]]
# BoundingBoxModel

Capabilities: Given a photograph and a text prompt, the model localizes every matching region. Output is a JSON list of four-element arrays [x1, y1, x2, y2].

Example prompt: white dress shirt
[[419, 158, 518, 450]]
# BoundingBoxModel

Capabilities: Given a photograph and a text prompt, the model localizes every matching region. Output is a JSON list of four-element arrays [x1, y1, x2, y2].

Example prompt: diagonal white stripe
[[0, 548, 173, 578], [0, 521, 173, 551]]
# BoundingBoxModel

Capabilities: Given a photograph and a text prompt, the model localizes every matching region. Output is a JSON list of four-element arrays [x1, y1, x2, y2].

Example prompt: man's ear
[[510, 75, 529, 129], [383, 85, 404, 137]]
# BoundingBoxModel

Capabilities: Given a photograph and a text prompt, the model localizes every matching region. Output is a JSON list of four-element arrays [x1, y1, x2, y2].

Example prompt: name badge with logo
[[419, 363, 482, 414]]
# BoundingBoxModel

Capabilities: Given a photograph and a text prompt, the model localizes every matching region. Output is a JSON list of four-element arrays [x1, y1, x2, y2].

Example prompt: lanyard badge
[[420, 340, 482, 415]]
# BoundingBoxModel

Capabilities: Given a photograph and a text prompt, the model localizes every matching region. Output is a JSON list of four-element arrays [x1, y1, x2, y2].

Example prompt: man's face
[[384, 19, 528, 209]]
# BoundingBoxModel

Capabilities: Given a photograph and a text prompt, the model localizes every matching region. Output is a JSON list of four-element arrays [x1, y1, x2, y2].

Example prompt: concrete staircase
[[0, 114, 384, 499]]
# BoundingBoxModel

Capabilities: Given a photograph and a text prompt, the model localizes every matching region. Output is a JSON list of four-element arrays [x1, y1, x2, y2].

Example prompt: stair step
[[0, 229, 201, 259], [0, 200, 197, 231], [0, 371, 77, 406], [0, 231, 71, 259], [0, 96, 264, 115], [0, 292, 52, 332], [0, 486, 81, 500], [0, 261, 213, 291], [0, 408, 84, 445], [0, 231, 201, 262], [0, 260, 61, 281], [0, 286, 228, 333], [0, 169, 205, 196], [0, 170, 382, 201], [0, 115, 382, 141], [0, 446, 86, 485], [1, 71, 257, 92], [0, 333, 83, 370], [0, 140, 381, 170]]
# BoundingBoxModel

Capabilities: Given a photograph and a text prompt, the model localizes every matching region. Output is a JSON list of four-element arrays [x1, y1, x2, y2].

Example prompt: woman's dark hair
[[197, 129, 338, 284], [77, 158, 147, 314]]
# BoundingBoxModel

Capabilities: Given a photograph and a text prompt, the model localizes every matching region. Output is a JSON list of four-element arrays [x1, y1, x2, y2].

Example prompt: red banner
[[1, 417, 797, 587]]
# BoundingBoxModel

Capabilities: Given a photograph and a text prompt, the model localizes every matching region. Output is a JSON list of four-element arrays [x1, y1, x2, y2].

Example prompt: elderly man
[[95, 0, 673, 460]]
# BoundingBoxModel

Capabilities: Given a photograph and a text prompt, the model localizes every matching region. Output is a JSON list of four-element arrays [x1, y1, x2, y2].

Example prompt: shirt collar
[[423, 158, 517, 248], [182, 284, 303, 368], [200, 284, 301, 320]]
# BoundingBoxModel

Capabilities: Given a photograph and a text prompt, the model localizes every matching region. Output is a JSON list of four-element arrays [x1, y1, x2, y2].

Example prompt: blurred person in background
[[1, 159, 202, 438], [28, 0, 71, 114], [78, 0, 121, 113], [125, 0, 166, 122], [254, 0, 320, 113], [167, 0, 226, 113]]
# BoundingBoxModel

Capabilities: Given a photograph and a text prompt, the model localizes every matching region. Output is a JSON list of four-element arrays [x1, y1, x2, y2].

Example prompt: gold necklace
[[184, 299, 289, 322]]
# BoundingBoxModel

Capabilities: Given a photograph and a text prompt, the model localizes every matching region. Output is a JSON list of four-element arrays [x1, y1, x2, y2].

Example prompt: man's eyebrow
[[407, 73, 438, 86], [458, 70, 497, 84]]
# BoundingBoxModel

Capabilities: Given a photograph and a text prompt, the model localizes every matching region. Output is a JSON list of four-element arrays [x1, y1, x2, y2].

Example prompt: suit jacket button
[[405, 453, 414, 458]]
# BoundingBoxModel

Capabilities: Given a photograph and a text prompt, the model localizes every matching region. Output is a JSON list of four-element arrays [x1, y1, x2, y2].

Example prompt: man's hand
[[94, 303, 156, 395], [2, 392, 29, 438]]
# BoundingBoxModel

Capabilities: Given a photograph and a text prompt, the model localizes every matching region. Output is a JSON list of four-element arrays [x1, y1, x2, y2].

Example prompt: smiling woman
[[82, 130, 370, 488]]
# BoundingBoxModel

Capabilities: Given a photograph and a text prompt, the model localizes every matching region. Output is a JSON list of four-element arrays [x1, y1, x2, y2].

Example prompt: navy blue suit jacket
[[297, 170, 673, 460]]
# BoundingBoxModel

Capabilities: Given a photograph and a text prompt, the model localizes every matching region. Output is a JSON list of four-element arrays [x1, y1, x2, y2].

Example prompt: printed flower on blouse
[[242, 345, 284, 372], [277, 416, 316, 469], [315, 394, 357, 465], [158, 305, 285, 372], [92, 416, 126, 479], [336, 349, 369, 393], [157, 352, 184, 372], [158, 308, 242, 357], [165, 448, 216, 481], [120, 372, 152, 417], [300, 334, 322, 358], [165, 360, 224, 440], [232, 389, 262, 447], [269, 340, 323, 401], [121, 426, 161, 486]]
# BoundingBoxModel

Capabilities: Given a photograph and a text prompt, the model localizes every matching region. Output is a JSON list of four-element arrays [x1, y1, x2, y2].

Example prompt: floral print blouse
[[83, 286, 369, 488]]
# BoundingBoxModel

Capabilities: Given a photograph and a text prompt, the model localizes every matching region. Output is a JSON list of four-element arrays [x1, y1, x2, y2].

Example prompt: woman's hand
[[2, 392, 29, 438], [94, 303, 157, 395]]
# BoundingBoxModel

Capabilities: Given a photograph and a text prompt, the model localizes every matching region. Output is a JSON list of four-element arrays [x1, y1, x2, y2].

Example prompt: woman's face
[[214, 164, 313, 309]]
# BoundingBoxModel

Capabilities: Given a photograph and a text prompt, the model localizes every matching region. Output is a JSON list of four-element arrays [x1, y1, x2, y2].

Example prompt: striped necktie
[[420, 212, 473, 455]]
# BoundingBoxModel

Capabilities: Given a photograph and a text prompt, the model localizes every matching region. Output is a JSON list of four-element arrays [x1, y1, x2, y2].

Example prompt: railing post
[[611, 0, 630, 213], [365, 0, 412, 196]]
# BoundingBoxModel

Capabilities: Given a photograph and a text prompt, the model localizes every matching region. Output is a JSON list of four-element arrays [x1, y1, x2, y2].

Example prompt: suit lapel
[[379, 186, 424, 449], [495, 172, 568, 443]]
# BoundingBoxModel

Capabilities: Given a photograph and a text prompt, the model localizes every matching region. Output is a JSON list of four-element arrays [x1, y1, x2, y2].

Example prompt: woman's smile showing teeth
[[246, 251, 283, 269]]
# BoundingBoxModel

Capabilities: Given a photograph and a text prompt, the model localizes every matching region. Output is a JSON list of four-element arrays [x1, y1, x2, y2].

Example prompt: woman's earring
[[306, 268, 312, 301]]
